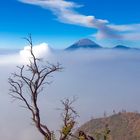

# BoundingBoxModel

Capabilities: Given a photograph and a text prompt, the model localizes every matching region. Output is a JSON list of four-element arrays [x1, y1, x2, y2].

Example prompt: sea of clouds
[[0, 43, 140, 140]]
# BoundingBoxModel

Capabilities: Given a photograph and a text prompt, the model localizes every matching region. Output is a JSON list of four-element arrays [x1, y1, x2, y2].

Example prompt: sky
[[0, 0, 140, 49]]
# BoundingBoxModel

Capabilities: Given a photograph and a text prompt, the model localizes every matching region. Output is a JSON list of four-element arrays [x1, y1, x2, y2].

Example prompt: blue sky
[[0, 0, 140, 49]]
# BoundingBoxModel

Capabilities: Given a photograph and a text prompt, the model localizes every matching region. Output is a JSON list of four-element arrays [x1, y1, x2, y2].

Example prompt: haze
[[0, 46, 140, 140]]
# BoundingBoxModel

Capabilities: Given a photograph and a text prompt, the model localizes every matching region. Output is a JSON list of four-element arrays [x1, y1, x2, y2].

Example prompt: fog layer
[[0, 47, 140, 140]]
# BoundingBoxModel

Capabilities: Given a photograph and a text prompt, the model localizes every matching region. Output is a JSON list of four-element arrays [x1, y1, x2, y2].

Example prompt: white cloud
[[19, 0, 78, 10], [20, 42, 51, 63], [0, 43, 51, 65], [1, 49, 140, 140], [94, 24, 140, 41], [93, 25, 123, 40], [18, 0, 140, 42], [18, 0, 108, 28], [109, 24, 140, 32]]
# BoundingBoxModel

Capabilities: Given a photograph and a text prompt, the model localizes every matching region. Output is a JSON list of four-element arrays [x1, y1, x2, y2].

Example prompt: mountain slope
[[76, 112, 140, 140], [65, 39, 102, 50], [114, 45, 130, 50]]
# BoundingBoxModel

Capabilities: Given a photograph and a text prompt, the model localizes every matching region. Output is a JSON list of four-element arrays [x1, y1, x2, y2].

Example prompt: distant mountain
[[75, 112, 140, 140], [114, 45, 130, 50], [65, 39, 102, 50]]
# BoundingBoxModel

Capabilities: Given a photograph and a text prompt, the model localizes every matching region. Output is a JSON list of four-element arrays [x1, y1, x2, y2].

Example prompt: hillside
[[76, 112, 140, 140]]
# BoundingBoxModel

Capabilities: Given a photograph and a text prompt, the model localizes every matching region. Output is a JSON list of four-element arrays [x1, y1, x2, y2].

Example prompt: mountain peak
[[66, 38, 102, 50], [76, 38, 97, 46], [114, 45, 130, 50]]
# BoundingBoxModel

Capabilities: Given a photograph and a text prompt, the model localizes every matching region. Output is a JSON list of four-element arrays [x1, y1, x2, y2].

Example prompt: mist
[[0, 47, 140, 140]]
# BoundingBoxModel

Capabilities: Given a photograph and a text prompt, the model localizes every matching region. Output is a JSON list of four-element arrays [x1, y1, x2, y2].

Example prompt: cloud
[[0, 42, 51, 65], [18, 0, 140, 42], [94, 24, 140, 41], [109, 24, 140, 41], [92, 25, 123, 40], [1, 48, 140, 139], [18, 0, 108, 29], [109, 24, 140, 32], [19, 0, 78, 10], [20, 42, 51, 63]]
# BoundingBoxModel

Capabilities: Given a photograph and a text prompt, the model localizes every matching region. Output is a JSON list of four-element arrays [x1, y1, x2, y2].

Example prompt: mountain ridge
[[113, 45, 131, 50], [65, 38, 138, 50], [75, 112, 140, 140]]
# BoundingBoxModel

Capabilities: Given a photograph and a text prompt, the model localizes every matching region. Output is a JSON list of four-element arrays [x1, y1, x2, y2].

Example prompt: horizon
[[0, 37, 138, 52]]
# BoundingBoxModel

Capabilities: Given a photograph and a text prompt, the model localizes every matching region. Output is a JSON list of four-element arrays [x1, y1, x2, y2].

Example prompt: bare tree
[[8, 35, 65, 140]]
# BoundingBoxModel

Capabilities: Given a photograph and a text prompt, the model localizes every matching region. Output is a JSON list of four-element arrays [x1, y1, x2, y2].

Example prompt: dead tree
[[9, 35, 79, 140], [8, 35, 63, 140]]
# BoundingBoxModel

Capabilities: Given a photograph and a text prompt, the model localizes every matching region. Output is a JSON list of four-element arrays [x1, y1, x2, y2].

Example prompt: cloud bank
[[18, 0, 140, 41], [1, 46, 140, 139]]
